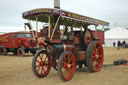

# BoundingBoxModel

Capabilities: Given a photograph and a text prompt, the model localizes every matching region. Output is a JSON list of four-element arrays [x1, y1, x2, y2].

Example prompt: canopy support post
[[48, 16, 51, 38], [50, 16, 60, 40], [29, 20, 35, 41], [95, 25, 98, 39], [102, 26, 105, 31], [36, 17, 38, 38]]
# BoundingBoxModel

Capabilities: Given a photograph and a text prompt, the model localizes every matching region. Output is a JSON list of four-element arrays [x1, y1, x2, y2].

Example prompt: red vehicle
[[0, 31, 38, 56], [22, 1, 109, 81], [92, 30, 105, 44]]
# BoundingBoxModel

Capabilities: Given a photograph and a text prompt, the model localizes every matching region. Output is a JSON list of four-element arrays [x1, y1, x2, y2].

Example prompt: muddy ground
[[0, 47, 128, 85]]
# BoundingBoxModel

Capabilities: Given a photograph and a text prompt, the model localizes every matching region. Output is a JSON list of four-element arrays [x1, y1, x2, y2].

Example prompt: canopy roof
[[105, 27, 128, 39], [22, 8, 109, 27]]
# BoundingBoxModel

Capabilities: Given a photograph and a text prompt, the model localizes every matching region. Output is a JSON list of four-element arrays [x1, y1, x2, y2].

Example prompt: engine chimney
[[54, 0, 60, 9]]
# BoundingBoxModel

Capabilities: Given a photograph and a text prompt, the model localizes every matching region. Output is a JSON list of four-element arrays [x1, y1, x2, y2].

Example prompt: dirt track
[[0, 47, 128, 85]]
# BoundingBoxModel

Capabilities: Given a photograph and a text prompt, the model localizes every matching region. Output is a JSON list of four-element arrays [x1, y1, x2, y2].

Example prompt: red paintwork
[[92, 31, 104, 44], [74, 51, 86, 61], [0, 31, 41, 49]]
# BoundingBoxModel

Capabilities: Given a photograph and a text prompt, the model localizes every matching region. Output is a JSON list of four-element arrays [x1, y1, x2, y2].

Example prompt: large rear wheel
[[58, 51, 75, 81], [86, 41, 103, 72], [32, 50, 51, 78]]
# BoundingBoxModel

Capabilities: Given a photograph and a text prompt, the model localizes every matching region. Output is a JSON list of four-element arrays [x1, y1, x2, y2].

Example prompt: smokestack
[[54, 0, 60, 9]]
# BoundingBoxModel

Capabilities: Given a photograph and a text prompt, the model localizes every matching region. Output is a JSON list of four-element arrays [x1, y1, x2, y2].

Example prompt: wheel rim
[[35, 52, 51, 77], [0, 47, 4, 54], [84, 29, 92, 46], [61, 53, 75, 80], [92, 42, 103, 72], [18, 49, 22, 56]]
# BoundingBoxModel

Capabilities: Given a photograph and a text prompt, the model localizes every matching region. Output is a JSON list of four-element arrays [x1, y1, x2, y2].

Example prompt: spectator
[[122, 40, 126, 48], [126, 43, 128, 48], [117, 40, 121, 50], [113, 42, 116, 47]]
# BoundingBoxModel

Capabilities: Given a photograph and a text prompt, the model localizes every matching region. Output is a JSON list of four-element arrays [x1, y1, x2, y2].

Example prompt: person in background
[[122, 40, 126, 48], [117, 40, 121, 50], [113, 42, 116, 47]]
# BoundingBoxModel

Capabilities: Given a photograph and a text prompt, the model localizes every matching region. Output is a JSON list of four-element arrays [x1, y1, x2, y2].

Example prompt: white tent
[[105, 27, 128, 47]]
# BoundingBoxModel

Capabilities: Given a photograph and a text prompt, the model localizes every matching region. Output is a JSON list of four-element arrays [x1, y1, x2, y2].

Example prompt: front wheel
[[32, 50, 51, 78], [58, 51, 76, 81], [86, 41, 104, 72]]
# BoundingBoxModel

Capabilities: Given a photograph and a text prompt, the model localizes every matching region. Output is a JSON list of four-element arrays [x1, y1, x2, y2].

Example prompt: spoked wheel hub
[[32, 50, 51, 78], [92, 43, 103, 71], [58, 51, 75, 81], [86, 41, 103, 72]]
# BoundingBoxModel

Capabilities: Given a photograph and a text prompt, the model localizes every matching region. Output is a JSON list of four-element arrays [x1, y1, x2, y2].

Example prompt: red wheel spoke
[[62, 68, 67, 75], [36, 64, 40, 67], [92, 49, 96, 55], [43, 56, 47, 62], [43, 66, 46, 73], [93, 60, 98, 66], [39, 55, 42, 61], [68, 55, 70, 63], [67, 68, 71, 72], [92, 56, 96, 58], [94, 45, 96, 49], [44, 61, 49, 65], [68, 55, 72, 63], [37, 65, 41, 72], [62, 61, 71, 71], [36, 60, 40, 63], [70, 63, 74, 66], [41, 66, 45, 75], [41, 68, 44, 75], [96, 49, 98, 54], [97, 63, 102, 67], [62, 60, 67, 66], [98, 55, 102, 58], [98, 46, 101, 51], [64, 56, 67, 62], [92, 57, 96, 62]]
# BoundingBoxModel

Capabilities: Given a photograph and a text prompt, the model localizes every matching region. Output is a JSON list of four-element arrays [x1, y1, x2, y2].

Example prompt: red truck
[[0, 31, 39, 56]]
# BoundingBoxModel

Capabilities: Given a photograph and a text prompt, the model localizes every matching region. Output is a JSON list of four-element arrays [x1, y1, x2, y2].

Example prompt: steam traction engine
[[22, 8, 109, 81]]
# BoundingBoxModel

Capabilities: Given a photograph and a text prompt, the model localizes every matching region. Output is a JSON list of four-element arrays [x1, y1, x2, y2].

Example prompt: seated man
[[74, 32, 80, 44]]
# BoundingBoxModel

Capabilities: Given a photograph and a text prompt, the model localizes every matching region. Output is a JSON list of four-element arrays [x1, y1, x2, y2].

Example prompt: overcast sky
[[0, 0, 128, 32]]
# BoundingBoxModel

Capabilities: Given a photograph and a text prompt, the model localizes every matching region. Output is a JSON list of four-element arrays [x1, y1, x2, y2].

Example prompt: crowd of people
[[113, 40, 128, 49]]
